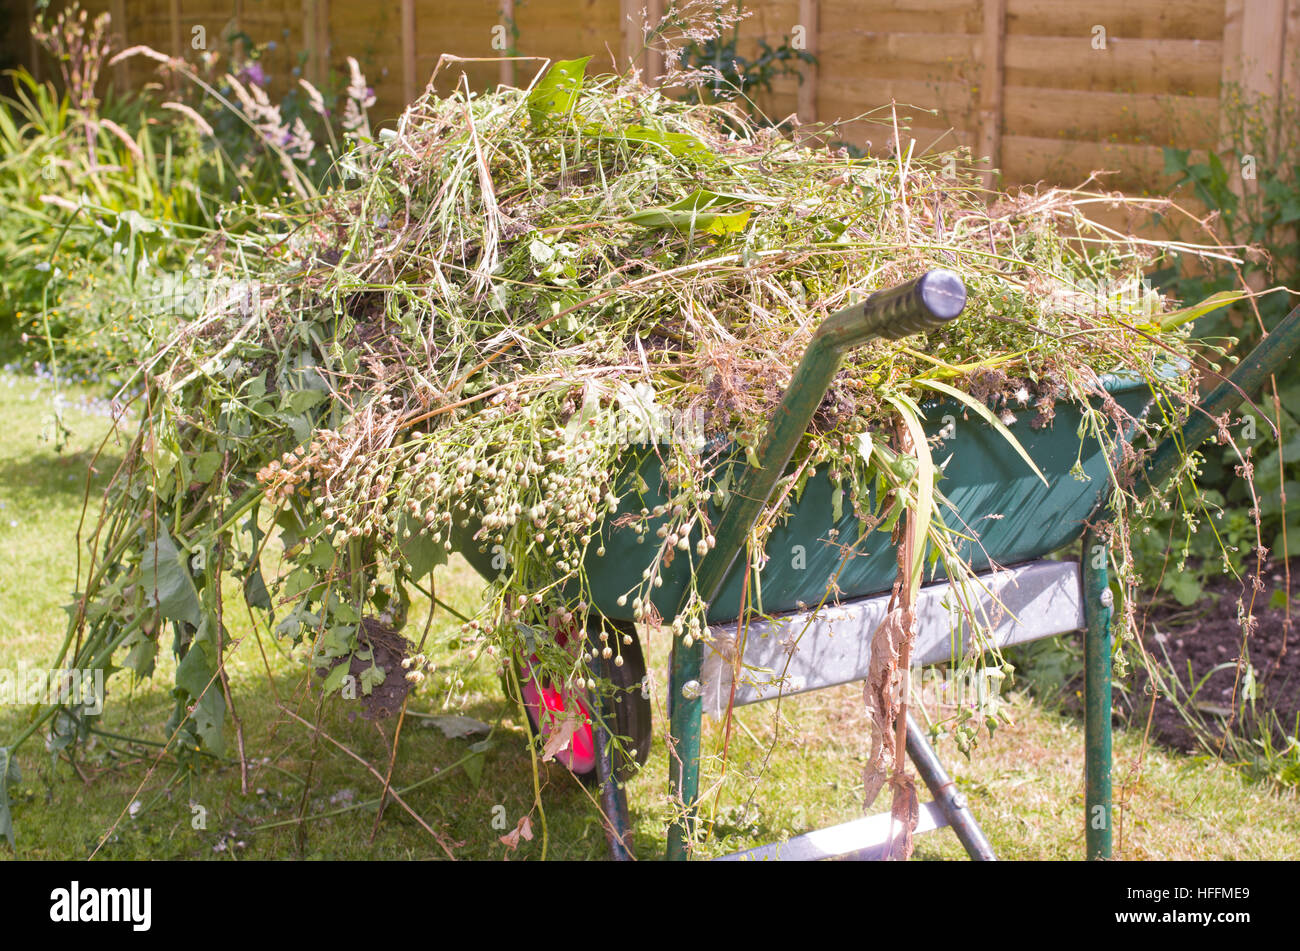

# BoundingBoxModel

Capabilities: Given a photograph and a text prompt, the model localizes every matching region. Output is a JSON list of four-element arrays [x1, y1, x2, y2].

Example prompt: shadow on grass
[[2, 673, 642, 861], [0, 448, 123, 507]]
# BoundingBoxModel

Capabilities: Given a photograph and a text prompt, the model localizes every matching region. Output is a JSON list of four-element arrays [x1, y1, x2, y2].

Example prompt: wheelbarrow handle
[[819, 268, 966, 350], [688, 269, 967, 612]]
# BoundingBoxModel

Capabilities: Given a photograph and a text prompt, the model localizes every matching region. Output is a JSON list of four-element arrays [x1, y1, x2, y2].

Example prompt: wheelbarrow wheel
[[505, 617, 651, 784]]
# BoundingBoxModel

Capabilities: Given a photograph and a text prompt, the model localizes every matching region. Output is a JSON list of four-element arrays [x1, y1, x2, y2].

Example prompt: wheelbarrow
[[456, 269, 1300, 860]]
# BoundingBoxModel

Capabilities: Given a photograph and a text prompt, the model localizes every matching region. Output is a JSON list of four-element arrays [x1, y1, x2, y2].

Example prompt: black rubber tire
[[504, 617, 652, 783]]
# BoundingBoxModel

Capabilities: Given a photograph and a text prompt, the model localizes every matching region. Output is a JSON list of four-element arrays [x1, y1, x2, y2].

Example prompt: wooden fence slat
[[1287, 0, 1300, 106], [302, 0, 316, 82], [1237, 0, 1287, 103], [978, 0, 1006, 189], [318, 0, 331, 82], [1002, 86, 1219, 150], [499, 0, 514, 88], [646, 0, 663, 82], [1003, 35, 1223, 96], [169, 0, 181, 56], [402, 0, 416, 102], [797, 0, 818, 123], [818, 0, 981, 35], [1006, 0, 1225, 41]]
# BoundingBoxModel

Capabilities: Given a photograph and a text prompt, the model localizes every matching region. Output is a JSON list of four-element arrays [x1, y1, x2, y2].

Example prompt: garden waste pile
[[19, 58, 1232, 825]]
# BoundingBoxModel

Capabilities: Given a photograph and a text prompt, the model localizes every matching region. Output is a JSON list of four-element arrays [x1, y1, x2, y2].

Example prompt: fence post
[[646, 0, 664, 83], [977, 0, 1005, 191], [499, 0, 515, 88], [401, 0, 416, 103], [797, 0, 818, 125]]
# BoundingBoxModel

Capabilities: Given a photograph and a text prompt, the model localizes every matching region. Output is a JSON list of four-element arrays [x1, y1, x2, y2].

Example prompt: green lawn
[[2, 366, 1297, 860]]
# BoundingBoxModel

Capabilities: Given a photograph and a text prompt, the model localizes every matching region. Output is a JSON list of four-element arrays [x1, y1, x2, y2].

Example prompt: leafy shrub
[[1158, 84, 1300, 568], [0, 3, 376, 378]]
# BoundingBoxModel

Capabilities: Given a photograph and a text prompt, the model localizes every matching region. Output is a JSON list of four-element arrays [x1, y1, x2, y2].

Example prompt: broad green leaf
[[139, 528, 203, 627], [174, 634, 217, 698], [190, 689, 225, 754], [626, 189, 756, 235], [462, 751, 485, 786], [916, 378, 1049, 487], [191, 450, 223, 485], [275, 505, 318, 550], [282, 566, 318, 600], [306, 539, 337, 569], [321, 661, 351, 696], [282, 389, 327, 415], [243, 564, 271, 610], [620, 124, 713, 161], [174, 619, 225, 753], [1155, 289, 1254, 331], [398, 514, 447, 579], [528, 57, 591, 125], [359, 664, 386, 695], [122, 629, 158, 679]]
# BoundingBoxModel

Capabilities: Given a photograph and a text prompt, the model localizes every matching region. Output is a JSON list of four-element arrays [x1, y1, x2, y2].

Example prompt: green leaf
[[462, 751, 485, 786], [856, 431, 874, 467], [174, 618, 225, 754], [190, 689, 225, 754], [916, 378, 1049, 487], [359, 664, 386, 695], [191, 451, 223, 485], [321, 661, 351, 696], [626, 189, 757, 235], [174, 634, 216, 698], [620, 124, 713, 161], [398, 516, 447, 580], [306, 539, 337, 569], [0, 746, 21, 847], [1155, 289, 1254, 331], [139, 528, 203, 627], [528, 57, 591, 125], [282, 389, 327, 415], [282, 566, 319, 600], [1164, 571, 1203, 607], [243, 564, 271, 610], [275, 505, 318, 550], [122, 629, 158, 679]]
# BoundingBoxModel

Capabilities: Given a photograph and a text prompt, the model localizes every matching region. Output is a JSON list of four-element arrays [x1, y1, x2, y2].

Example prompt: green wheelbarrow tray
[[454, 375, 1160, 625]]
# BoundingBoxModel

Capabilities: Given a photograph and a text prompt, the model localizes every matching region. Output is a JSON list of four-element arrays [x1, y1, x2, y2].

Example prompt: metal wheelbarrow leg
[[1082, 298, 1300, 860], [903, 712, 997, 861]]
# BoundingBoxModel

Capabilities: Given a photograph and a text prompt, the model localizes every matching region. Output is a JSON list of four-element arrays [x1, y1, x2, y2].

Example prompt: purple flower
[[241, 62, 268, 88]]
